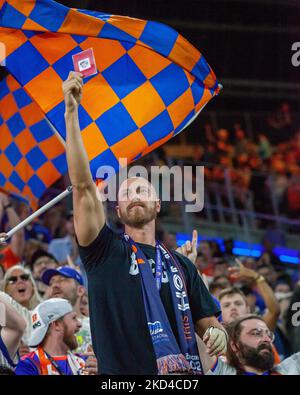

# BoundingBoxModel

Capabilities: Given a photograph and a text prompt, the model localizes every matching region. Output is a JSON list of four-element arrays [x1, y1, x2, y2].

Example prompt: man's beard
[[239, 342, 274, 371], [63, 323, 78, 351], [119, 202, 157, 229]]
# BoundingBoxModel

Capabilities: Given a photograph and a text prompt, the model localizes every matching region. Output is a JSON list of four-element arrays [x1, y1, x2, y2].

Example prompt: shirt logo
[[33, 321, 42, 330], [129, 252, 139, 276], [148, 321, 163, 335], [129, 255, 169, 283]]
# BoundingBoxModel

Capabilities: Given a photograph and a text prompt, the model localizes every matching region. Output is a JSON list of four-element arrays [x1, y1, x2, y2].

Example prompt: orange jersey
[[0, 246, 21, 270]]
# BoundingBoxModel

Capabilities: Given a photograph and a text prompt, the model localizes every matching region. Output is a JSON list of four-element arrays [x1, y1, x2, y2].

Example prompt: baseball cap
[[41, 266, 84, 286], [28, 298, 73, 347]]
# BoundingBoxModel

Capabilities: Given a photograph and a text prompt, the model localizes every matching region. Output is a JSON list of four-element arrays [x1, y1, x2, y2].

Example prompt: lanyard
[[37, 347, 84, 375], [44, 351, 65, 375], [155, 242, 163, 291]]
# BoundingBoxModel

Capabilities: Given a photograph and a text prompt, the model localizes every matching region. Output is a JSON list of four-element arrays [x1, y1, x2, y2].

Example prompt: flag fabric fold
[[0, 0, 220, 181], [0, 74, 67, 207]]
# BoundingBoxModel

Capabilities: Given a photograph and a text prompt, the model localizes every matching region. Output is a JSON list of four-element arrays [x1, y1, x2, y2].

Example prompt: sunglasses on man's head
[[7, 274, 30, 284]]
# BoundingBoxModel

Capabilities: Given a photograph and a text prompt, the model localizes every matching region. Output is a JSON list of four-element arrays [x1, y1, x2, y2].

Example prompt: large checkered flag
[[0, 75, 67, 207], [0, 0, 220, 240]]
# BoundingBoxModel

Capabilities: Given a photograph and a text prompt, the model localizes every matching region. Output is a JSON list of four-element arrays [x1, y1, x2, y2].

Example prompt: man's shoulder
[[15, 352, 40, 375], [78, 224, 127, 269], [80, 224, 123, 249], [20, 351, 37, 362], [276, 352, 300, 375], [172, 250, 193, 266], [172, 250, 198, 276], [206, 357, 237, 375]]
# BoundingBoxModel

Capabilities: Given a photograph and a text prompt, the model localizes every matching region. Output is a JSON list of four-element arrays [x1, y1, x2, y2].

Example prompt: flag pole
[[0, 186, 73, 243]]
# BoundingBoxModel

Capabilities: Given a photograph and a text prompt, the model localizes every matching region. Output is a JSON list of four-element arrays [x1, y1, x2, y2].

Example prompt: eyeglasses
[[247, 328, 275, 343], [7, 274, 30, 284]]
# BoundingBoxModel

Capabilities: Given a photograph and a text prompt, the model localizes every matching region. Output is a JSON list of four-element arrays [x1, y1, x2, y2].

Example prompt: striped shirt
[[0, 335, 18, 370]]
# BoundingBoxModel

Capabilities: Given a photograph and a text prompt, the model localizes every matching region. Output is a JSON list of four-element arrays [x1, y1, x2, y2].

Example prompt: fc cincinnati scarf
[[124, 235, 203, 375]]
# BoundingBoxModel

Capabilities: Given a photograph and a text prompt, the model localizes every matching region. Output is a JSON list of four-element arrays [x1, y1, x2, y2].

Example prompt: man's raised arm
[[63, 71, 105, 246]]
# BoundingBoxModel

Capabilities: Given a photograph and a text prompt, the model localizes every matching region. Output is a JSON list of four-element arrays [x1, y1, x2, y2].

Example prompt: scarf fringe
[[157, 354, 192, 375]]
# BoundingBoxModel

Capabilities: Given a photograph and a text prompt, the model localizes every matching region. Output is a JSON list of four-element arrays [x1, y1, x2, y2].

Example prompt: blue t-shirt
[[15, 351, 87, 375]]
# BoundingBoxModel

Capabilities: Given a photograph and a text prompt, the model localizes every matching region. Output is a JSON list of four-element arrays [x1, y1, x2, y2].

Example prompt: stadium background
[[0, 0, 299, 269]]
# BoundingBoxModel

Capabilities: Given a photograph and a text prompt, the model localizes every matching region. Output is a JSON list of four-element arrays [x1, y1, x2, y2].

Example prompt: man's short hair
[[29, 249, 58, 271], [218, 287, 247, 304]]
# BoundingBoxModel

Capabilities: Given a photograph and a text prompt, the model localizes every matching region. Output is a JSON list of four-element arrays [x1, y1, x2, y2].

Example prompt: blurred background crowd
[[1, 102, 300, 372]]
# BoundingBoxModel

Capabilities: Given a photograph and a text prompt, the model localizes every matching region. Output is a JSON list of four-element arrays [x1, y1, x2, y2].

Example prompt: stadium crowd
[[0, 78, 299, 375], [155, 102, 300, 221], [0, 183, 299, 374]]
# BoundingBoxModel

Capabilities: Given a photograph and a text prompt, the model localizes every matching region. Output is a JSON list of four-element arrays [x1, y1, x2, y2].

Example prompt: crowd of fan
[[0, 184, 299, 374], [168, 103, 300, 219], [0, 103, 299, 375]]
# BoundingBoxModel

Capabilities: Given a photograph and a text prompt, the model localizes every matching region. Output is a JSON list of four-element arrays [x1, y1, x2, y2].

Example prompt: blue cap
[[41, 266, 84, 286]]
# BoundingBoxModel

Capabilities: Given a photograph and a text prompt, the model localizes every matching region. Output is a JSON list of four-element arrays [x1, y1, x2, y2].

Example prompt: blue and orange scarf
[[124, 235, 203, 375]]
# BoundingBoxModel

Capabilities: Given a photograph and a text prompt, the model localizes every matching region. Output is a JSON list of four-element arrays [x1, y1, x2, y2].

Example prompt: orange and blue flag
[[0, 0, 220, 179], [0, 74, 66, 207]]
